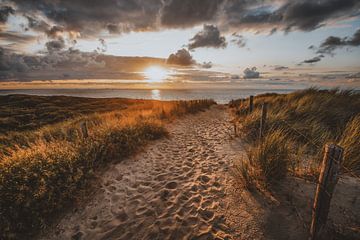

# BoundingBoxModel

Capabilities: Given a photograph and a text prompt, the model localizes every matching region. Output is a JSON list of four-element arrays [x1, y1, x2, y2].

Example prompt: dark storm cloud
[[222, 0, 360, 32], [160, 0, 224, 28], [276, 0, 359, 31], [188, 25, 227, 50], [166, 48, 195, 66], [0, 6, 14, 23], [0, 47, 106, 79], [10, 0, 163, 36], [5, 0, 360, 38], [316, 29, 360, 54]]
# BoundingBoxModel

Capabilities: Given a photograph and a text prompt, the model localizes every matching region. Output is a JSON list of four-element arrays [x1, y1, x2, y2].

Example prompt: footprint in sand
[[165, 181, 178, 189]]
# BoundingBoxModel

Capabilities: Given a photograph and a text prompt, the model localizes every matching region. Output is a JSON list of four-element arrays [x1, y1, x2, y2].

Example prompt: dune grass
[[231, 88, 360, 186], [0, 95, 215, 239]]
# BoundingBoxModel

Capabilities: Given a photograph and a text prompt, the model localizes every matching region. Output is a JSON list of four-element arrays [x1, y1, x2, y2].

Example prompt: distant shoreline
[[0, 88, 298, 104]]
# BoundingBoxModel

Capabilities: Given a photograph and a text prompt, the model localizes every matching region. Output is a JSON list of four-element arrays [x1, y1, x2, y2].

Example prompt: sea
[[0, 88, 296, 104]]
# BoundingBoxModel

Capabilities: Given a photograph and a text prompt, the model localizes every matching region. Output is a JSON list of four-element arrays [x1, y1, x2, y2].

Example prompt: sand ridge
[[42, 105, 247, 240]]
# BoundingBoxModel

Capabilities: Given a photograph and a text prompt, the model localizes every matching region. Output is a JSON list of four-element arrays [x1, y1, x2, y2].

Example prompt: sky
[[0, 0, 360, 89]]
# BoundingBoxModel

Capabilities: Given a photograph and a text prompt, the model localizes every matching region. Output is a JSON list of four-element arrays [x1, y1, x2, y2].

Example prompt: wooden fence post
[[249, 95, 254, 113], [310, 143, 344, 240], [259, 103, 267, 139], [80, 121, 88, 138]]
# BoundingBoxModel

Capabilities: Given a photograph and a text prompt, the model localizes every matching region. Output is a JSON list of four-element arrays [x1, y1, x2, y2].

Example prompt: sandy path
[[43, 105, 250, 240]]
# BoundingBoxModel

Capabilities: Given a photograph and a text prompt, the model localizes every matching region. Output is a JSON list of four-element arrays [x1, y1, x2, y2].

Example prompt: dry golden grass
[[338, 115, 360, 173], [0, 96, 215, 239], [231, 88, 360, 186]]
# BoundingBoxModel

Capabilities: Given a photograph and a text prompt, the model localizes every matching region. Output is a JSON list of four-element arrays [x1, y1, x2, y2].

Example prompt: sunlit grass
[[0, 96, 215, 239], [231, 88, 360, 186]]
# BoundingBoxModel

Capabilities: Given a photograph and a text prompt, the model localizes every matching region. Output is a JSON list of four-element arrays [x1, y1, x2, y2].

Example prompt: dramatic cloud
[[276, 0, 359, 31], [161, 0, 224, 28], [230, 33, 246, 48], [9, 0, 163, 36], [1, 0, 360, 82], [0, 6, 14, 23], [243, 67, 260, 78], [222, 0, 360, 32], [3, 0, 360, 40], [188, 25, 227, 50], [317, 29, 360, 55], [0, 47, 106, 76], [167, 48, 195, 66]]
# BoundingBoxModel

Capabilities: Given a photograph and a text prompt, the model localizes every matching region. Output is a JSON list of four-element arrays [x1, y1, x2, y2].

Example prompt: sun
[[143, 66, 169, 83]]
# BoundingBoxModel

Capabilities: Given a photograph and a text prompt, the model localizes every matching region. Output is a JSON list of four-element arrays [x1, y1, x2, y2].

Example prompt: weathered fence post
[[80, 121, 88, 138], [249, 95, 254, 113], [310, 143, 344, 240], [259, 103, 267, 139]]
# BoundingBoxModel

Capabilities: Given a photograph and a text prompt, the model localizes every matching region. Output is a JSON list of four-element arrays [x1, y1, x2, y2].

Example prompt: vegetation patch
[[0, 96, 215, 239], [231, 88, 360, 186]]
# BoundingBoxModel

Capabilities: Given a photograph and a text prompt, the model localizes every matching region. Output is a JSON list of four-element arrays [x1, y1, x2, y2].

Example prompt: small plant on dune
[[234, 158, 255, 190], [247, 129, 292, 183]]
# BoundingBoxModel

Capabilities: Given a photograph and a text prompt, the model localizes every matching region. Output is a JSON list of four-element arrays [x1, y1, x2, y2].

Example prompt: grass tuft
[[338, 115, 360, 173], [248, 129, 292, 182]]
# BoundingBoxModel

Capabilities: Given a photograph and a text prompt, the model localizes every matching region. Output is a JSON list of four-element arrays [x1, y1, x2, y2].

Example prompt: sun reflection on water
[[151, 89, 161, 100]]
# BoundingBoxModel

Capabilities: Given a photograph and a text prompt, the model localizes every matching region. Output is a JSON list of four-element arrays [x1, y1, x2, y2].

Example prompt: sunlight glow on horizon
[[143, 66, 171, 83]]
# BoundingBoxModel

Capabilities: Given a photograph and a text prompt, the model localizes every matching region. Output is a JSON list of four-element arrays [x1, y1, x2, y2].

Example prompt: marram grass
[[231, 88, 360, 186]]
